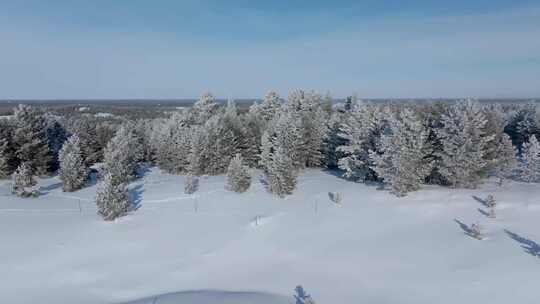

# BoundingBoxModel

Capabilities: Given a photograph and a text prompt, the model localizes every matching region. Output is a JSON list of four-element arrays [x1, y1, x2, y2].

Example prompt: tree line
[[1, 92, 539, 219]]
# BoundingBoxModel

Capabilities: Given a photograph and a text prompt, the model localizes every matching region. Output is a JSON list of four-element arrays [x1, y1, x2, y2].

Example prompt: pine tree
[[519, 135, 540, 182], [0, 138, 10, 179], [284, 90, 328, 168], [259, 91, 282, 123], [492, 133, 517, 185], [225, 154, 251, 193], [11, 162, 37, 197], [103, 123, 142, 184], [505, 103, 539, 150], [95, 172, 130, 221], [370, 108, 433, 196], [58, 134, 88, 192], [45, 118, 69, 172], [192, 91, 219, 124], [435, 100, 495, 188], [0, 119, 16, 178], [337, 101, 379, 181], [241, 108, 264, 168], [266, 144, 297, 197], [325, 111, 347, 168], [12, 104, 52, 175]]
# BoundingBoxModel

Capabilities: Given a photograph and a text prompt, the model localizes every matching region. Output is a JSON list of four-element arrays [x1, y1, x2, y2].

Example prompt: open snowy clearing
[[1, 168, 540, 304]]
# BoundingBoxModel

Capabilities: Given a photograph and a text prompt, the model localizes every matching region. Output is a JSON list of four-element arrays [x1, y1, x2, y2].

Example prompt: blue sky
[[1, 0, 539, 99]]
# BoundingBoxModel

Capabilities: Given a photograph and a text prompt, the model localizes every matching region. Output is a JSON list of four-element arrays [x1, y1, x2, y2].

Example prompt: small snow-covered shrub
[[11, 162, 39, 197], [470, 222, 483, 240], [485, 194, 496, 208], [329, 191, 342, 204], [95, 172, 130, 221], [225, 154, 251, 193], [184, 174, 199, 194]]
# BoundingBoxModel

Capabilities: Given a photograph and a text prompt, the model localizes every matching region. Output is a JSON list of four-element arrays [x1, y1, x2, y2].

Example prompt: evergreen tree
[[95, 172, 130, 221], [0, 119, 16, 177], [370, 108, 433, 196], [11, 162, 37, 197], [241, 109, 264, 168], [492, 133, 517, 185], [519, 135, 540, 182], [505, 103, 539, 151], [225, 154, 252, 193], [337, 101, 380, 181], [12, 105, 52, 175], [266, 144, 298, 197], [45, 117, 69, 172], [260, 110, 302, 171], [259, 91, 282, 123], [192, 91, 219, 124], [58, 134, 88, 192], [0, 138, 10, 179], [284, 90, 328, 168], [435, 100, 494, 188], [325, 111, 347, 168], [103, 123, 142, 184]]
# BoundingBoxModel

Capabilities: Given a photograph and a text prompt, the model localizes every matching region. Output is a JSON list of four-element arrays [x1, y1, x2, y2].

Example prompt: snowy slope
[[1, 168, 540, 304]]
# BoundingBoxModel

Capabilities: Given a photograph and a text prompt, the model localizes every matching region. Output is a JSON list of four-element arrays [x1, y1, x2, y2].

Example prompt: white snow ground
[[1, 168, 539, 304]]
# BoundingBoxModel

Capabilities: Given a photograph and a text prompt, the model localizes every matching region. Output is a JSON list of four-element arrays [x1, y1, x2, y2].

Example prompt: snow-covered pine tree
[[103, 123, 142, 184], [187, 125, 207, 176], [325, 110, 347, 168], [259, 91, 282, 123], [505, 103, 539, 151], [45, 117, 69, 172], [12, 104, 52, 175], [336, 101, 379, 181], [68, 117, 102, 166], [435, 100, 495, 188], [260, 110, 303, 171], [241, 108, 264, 168], [519, 135, 540, 182], [225, 154, 252, 193], [284, 90, 328, 168], [11, 162, 37, 197], [492, 133, 517, 185], [0, 120, 15, 178], [184, 174, 199, 194], [151, 111, 193, 174], [192, 91, 219, 124], [0, 138, 10, 179], [369, 108, 433, 196], [266, 144, 298, 197], [58, 134, 88, 192], [95, 172, 130, 221]]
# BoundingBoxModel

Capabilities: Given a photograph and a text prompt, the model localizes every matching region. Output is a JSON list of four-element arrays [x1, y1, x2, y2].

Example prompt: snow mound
[[123, 290, 291, 304]]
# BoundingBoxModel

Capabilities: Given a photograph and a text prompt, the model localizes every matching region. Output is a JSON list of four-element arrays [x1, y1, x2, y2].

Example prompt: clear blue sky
[[1, 1, 539, 99]]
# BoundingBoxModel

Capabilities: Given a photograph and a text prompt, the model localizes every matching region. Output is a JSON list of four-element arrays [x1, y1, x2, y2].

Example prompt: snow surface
[[1, 168, 540, 304]]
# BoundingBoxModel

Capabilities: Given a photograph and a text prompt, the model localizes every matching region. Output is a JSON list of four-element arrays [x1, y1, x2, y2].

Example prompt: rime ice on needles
[[58, 134, 88, 192], [435, 99, 495, 188], [225, 154, 252, 193], [11, 162, 37, 197], [95, 172, 130, 221], [519, 135, 540, 183], [370, 108, 433, 197]]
